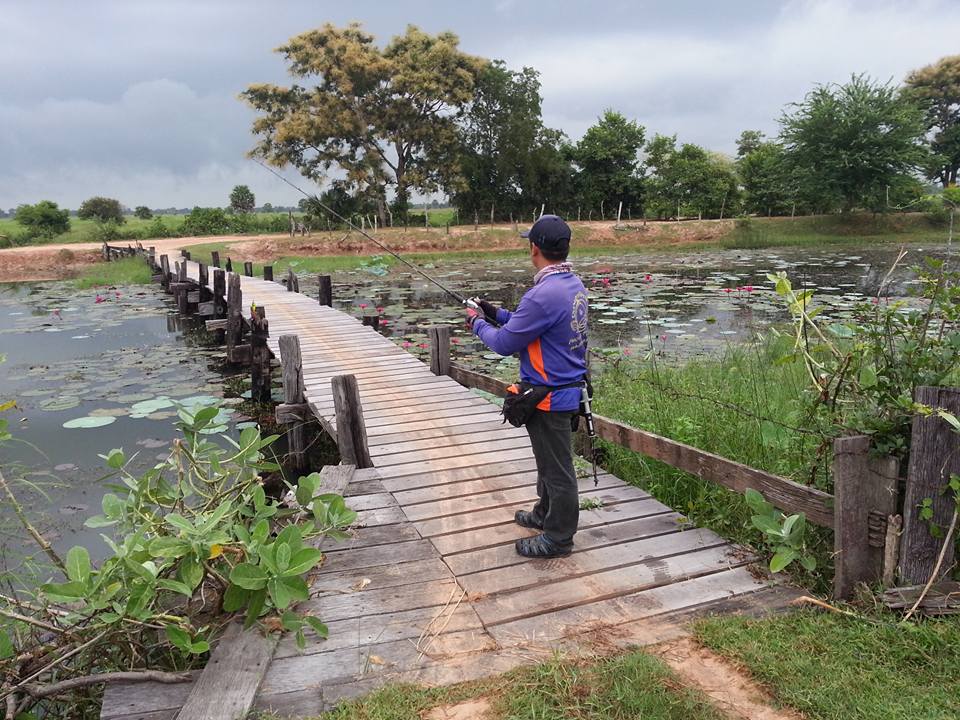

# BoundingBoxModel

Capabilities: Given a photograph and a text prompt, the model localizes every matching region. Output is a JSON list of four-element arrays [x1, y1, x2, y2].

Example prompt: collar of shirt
[[534, 261, 574, 285]]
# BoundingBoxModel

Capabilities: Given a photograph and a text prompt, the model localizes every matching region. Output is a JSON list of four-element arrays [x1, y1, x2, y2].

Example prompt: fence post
[[263, 265, 273, 282], [428, 325, 451, 376], [212, 269, 226, 319], [211, 250, 221, 268], [159, 255, 171, 291], [225, 258, 233, 273], [225, 273, 244, 361], [318, 275, 332, 307], [198, 263, 208, 289], [899, 386, 960, 584], [250, 306, 271, 403], [832, 435, 899, 599], [278, 335, 308, 473], [331, 374, 372, 468], [243, 261, 253, 277], [286, 268, 299, 292]]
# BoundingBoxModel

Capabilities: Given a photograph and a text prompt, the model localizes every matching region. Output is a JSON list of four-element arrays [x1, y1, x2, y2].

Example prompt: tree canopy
[[15, 201, 70, 237], [243, 23, 485, 219], [133, 206, 153, 220], [780, 74, 928, 212], [571, 110, 645, 218], [230, 185, 256, 214], [644, 135, 739, 219], [905, 54, 960, 187], [78, 196, 125, 223]]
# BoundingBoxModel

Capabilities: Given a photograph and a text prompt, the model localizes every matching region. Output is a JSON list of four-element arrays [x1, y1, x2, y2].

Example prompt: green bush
[[78, 196, 125, 224], [14, 200, 70, 238], [181, 207, 231, 235]]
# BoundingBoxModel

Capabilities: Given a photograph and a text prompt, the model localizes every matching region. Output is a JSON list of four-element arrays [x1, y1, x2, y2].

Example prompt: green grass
[[0, 214, 184, 245], [719, 213, 947, 249], [696, 609, 960, 720], [74, 257, 153, 289], [311, 652, 722, 720], [591, 337, 833, 590]]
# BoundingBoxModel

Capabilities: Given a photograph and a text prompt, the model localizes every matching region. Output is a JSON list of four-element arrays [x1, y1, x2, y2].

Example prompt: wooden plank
[[340, 492, 397, 512], [173, 621, 278, 720], [309, 558, 453, 599], [486, 566, 768, 646], [460, 526, 726, 596], [445, 511, 684, 576], [316, 540, 438, 574], [100, 672, 197, 719], [393, 470, 618, 506], [428, 325, 452, 376], [373, 437, 531, 468], [316, 523, 421, 552], [318, 464, 356, 496], [431, 496, 675, 555], [413, 485, 649, 538], [832, 435, 899, 599], [378, 458, 541, 492], [369, 426, 529, 457], [373, 447, 535, 480], [473, 544, 746, 626], [900, 386, 960, 584], [301, 578, 461, 622], [368, 419, 527, 448], [353, 505, 407, 528]]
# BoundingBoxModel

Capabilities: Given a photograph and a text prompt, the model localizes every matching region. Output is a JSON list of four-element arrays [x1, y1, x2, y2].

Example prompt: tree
[[243, 23, 485, 221], [229, 185, 256, 214], [780, 74, 928, 212], [572, 110, 645, 218], [14, 201, 70, 237], [736, 134, 792, 215], [261, 202, 274, 213], [644, 136, 740, 219], [78, 196, 125, 223], [134, 206, 153, 220], [905, 55, 960, 187]]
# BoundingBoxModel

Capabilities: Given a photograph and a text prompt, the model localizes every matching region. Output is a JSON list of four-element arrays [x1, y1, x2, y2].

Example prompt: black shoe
[[515, 533, 572, 558], [514, 510, 543, 530]]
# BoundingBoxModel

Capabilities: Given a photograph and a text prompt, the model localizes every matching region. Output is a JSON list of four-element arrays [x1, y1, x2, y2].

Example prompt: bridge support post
[[331, 374, 372, 468], [318, 275, 332, 307], [211, 250, 221, 268], [278, 335, 309, 474], [225, 273, 248, 363], [832, 435, 899, 599], [286, 268, 299, 293], [225, 257, 233, 273], [212, 269, 226, 319], [159, 255, 171, 291], [243, 261, 253, 277], [263, 266, 273, 282], [250, 306, 271, 403], [428, 325, 451, 376]]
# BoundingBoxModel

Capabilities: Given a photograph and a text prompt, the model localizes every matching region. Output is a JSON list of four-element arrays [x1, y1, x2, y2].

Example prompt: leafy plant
[[745, 488, 817, 573], [0, 401, 355, 717]]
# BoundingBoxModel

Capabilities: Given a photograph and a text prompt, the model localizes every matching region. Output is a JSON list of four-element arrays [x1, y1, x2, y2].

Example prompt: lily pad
[[63, 416, 117, 429], [40, 396, 82, 411]]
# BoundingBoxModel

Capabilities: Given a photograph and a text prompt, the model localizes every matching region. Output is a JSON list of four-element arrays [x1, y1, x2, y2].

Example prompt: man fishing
[[466, 215, 589, 559]]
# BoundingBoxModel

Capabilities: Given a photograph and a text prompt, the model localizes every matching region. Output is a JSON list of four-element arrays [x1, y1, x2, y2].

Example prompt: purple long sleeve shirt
[[472, 270, 589, 412]]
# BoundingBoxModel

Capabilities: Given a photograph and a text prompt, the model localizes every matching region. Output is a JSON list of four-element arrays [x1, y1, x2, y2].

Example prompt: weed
[[74, 257, 153, 288]]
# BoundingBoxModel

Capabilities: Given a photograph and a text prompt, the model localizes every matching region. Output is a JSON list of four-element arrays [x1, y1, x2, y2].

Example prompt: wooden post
[[832, 435, 899, 599], [212, 269, 226, 318], [250, 306, 271, 403], [225, 257, 233, 273], [159, 254, 171, 291], [318, 275, 332, 307], [331, 374, 373, 468], [243, 261, 253, 277], [198, 263, 208, 290], [263, 265, 273, 282], [616, 201, 623, 225], [428, 325, 452, 376], [102, 242, 110, 261], [286, 268, 299, 292], [211, 250, 221, 268], [148, 246, 156, 268], [225, 273, 244, 361], [278, 335, 308, 473], [361, 315, 379, 330], [899, 386, 960, 584], [184, 251, 192, 261]]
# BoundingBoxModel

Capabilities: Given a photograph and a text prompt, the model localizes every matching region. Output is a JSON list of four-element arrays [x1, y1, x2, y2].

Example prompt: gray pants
[[526, 409, 579, 547]]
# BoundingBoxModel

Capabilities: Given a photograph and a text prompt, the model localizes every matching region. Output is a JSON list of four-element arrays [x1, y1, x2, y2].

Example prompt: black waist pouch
[[501, 382, 550, 427]]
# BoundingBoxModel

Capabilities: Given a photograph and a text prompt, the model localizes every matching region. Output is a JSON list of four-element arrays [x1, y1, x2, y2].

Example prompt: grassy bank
[[718, 213, 946, 249], [74, 256, 153, 288], [591, 338, 833, 589], [696, 610, 960, 720], [307, 651, 722, 720]]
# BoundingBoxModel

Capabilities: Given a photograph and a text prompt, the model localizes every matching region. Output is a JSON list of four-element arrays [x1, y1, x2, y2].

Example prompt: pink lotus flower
[[376, 306, 384, 314], [722, 288, 732, 294], [402, 341, 412, 348], [623, 348, 632, 356], [418, 343, 428, 349], [95, 295, 104, 304], [451, 337, 460, 344], [115, 291, 121, 299], [359, 303, 367, 309], [601, 278, 611, 286], [644, 274, 652, 282], [744, 286, 754, 293], [380, 320, 389, 326], [659, 334, 668, 342]]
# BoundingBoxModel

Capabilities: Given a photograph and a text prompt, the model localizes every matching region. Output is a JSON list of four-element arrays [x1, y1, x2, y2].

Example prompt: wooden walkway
[[101, 265, 796, 719]]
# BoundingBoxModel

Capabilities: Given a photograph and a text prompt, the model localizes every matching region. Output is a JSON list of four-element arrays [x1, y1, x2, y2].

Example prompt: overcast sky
[[2, 0, 958, 210]]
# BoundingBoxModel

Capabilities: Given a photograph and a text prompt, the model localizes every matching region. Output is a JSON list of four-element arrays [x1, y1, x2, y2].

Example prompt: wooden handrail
[[447, 361, 835, 528]]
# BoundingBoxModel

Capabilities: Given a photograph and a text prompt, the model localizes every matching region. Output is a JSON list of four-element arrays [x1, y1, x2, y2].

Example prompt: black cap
[[522, 214, 571, 253]]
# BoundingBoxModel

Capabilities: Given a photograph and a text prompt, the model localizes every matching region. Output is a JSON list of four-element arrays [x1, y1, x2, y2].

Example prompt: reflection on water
[[0, 282, 239, 567]]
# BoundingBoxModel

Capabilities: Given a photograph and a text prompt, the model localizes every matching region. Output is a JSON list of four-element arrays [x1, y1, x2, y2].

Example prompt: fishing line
[[254, 160, 489, 314]]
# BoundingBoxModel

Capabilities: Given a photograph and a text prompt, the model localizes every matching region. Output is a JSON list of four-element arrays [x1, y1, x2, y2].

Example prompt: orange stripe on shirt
[[528, 338, 552, 410]]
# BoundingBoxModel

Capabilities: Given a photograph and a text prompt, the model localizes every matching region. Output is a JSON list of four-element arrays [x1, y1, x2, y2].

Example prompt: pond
[[303, 243, 953, 375], [0, 282, 251, 570]]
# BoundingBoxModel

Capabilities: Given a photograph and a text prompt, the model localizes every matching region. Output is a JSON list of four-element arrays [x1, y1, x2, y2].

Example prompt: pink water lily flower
[[402, 341, 412, 348], [376, 306, 384, 314], [359, 303, 367, 309], [95, 295, 104, 304]]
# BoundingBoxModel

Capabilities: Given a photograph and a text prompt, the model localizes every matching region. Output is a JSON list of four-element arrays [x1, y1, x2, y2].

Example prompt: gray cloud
[[1, 0, 957, 209]]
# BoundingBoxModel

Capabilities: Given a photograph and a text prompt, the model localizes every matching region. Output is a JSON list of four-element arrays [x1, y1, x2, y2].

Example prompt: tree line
[[244, 23, 960, 224]]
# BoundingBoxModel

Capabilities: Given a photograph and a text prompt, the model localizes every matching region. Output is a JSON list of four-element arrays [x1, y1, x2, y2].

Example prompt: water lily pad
[[40, 396, 82, 411], [63, 416, 117, 429], [130, 397, 175, 415]]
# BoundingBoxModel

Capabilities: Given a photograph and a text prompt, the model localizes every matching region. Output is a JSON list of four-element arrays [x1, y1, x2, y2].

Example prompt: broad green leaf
[[230, 563, 267, 590], [284, 548, 323, 577], [280, 610, 301, 632], [769, 548, 798, 573], [0, 629, 13, 660], [149, 537, 190, 559], [799, 554, 817, 572], [244, 588, 267, 628], [104, 448, 126, 469], [268, 577, 292, 609], [304, 616, 329, 639], [223, 584, 250, 612], [279, 575, 309, 603], [276, 543, 291, 573], [41, 581, 88, 600], [165, 625, 191, 653], [198, 500, 233, 534], [858, 364, 878, 389], [189, 640, 210, 654], [158, 579, 195, 597], [101, 493, 123, 519], [65, 546, 91, 584], [275, 525, 303, 553], [744, 489, 773, 516], [165, 514, 197, 535], [178, 555, 204, 591], [751, 516, 782, 536], [251, 518, 269, 545], [63, 415, 116, 429]]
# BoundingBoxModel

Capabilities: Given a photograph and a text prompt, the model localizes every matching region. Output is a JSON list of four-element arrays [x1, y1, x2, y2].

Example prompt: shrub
[[87, 220, 124, 243], [78, 196, 125, 223], [14, 200, 70, 237], [134, 205, 153, 220], [181, 207, 231, 236]]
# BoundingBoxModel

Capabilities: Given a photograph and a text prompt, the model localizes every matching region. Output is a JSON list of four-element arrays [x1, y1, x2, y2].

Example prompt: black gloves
[[475, 298, 499, 323]]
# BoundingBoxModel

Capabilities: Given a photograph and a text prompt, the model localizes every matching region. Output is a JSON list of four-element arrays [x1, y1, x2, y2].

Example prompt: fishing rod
[[254, 159, 497, 325]]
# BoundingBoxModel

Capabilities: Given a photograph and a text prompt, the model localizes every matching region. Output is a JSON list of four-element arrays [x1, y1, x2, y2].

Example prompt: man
[[466, 214, 589, 559]]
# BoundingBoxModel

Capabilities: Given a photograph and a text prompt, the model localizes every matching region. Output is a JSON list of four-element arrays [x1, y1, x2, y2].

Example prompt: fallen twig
[[903, 507, 958, 623], [23, 670, 191, 699], [0, 468, 66, 574]]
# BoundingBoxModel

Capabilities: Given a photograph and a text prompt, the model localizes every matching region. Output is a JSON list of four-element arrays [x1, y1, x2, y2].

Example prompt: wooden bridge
[[101, 253, 806, 719]]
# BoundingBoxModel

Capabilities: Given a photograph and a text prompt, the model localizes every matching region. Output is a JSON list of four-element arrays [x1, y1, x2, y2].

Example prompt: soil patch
[[422, 697, 492, 720], [654, 638, 803, 720]]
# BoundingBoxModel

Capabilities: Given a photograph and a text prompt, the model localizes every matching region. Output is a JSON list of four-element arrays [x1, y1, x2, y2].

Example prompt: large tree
[[15, 201, 70, 237], [229, 185, 256, 214], [572, 110, 645, 218], [779, 74, 927, 212], [735, 132, 792, 216], [644, 135, 740, 220], [243, 23, 484, 221], [905, 55, 960, 188], [78, 196, 125, 223]]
